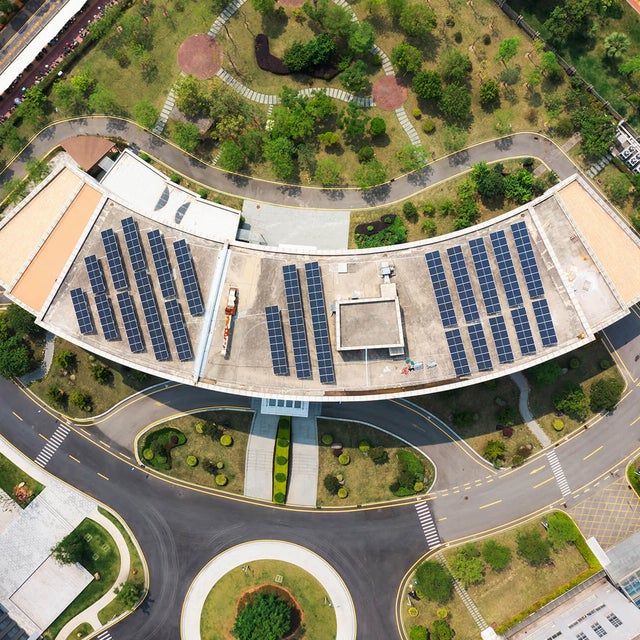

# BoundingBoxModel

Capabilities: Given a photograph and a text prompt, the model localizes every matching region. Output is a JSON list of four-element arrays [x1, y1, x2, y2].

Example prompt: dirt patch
[[236, 584, 303, 639], [177, 33, 223, 79], [372, 75, 408, 111]]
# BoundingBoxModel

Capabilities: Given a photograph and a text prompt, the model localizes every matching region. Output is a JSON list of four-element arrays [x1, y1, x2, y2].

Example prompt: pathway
[[287, 404, 321, 507], [243, 400, 277, 501], [510, 371, 551, 448], [21, 330, 55, 384]]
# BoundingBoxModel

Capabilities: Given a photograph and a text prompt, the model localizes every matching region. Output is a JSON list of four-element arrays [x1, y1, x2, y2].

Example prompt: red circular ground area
[[372, 75, 408, 111], [177, 33, 223, 80]]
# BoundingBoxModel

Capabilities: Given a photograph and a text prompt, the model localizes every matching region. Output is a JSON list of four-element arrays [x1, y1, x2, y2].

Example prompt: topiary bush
[[337, 487, 348, 498], [217, 461, 224, 469], [552, 419, 564, 432], [186, 455, 198, 467], [276, 455, 287, 465], [220, 434, 233, 447], [321, 433, 333, 446], [599, 358, 612, 371], [274, 492, 285, 503], [277, 438, 289, 448], [568, 357, 581, 369], [408, 606, 419, 617], [338, 453, 350, 465], [422, 118, 436, 134], [195, 422, 204, 434], [275, 472, 287, 483], [358, 440, 370, 452], [215, 474, 228, 486], [414, 481, 425, 492], [142, 448, 154, 461]]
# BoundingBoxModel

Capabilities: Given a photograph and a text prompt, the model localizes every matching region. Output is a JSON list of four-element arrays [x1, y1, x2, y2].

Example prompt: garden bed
[[0, 451, 44, 507]]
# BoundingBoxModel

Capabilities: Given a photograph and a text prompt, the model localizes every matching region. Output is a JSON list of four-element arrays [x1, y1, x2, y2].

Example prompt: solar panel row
[[116, 291, 145, 353], [510, 221, 544, 299], [425, 251, 457, 328], [532, 298, 558, 347], [70, 288, 94, 335], [265, 305, 289, 376], [121, 217, 147, 272], [84, 255, 106, 295], [283, 264, 312, 380], [165, 299, 193, 361], [489, 230, 523, 308], [511, 306, 537, 356], [488, 315, 514, 364], [135, 270, 170, 361], [447, 246, 480, 323], [304, 262, 335, 384], [467, 323, 493, 372], [101, 229, 128, 291], [173, 239, 204, 316], [469, 237, 501, 316], [147, 230, 176, 299], [95, 293, 118, 341], [445, 329, 471, 377]]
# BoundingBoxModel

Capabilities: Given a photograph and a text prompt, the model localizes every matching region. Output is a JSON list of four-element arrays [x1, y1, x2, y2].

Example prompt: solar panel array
[[532, 299, 558, 347], [445, 329, 471, 377], [84, 255, 106, 295], [70, 288, 94, 335], [447, 246, 480, 323], [121, 217, 146, 272], [165, 299, 193, 361], [148, 230, 176, 299], [467, 323, 493, 372], [489, 315, 514, 364], [489, 230, 523, 308], [511, 307, 536, 356], [116, 291, 145, 353], [95, 293, 118, 341], [469, 238, 501, 316], [304, 262, 335, 384], [173, 239, 204, 316], [135, 270, 169, 361], [265, 305, 289, 376], [283, 265, 312, 380], [101, 229, 128, 291], [511, 221, 544, 299], [425, 251, 457, 328]]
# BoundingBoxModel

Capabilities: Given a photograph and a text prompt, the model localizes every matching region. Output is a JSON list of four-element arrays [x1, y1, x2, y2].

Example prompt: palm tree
[[603, 32, 630, 59]]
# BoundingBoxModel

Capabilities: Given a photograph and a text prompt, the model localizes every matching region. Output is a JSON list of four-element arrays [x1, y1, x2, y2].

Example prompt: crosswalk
[[96, 631, 113, 640], [546, 449, 571, 497], [35, 424, 70, 467], [415, 500, 441, 549]]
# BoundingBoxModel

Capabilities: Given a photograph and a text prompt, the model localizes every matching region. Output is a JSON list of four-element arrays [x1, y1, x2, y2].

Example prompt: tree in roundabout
[[233, 592, 291, 640]]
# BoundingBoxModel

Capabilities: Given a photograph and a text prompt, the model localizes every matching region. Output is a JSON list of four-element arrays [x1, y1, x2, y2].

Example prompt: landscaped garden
[[273, 415, 291, 504], [316, 418, 434, 506], [136, 410, 253, 494], [200, 559, 336, 640], [0, 450, 44, 507]]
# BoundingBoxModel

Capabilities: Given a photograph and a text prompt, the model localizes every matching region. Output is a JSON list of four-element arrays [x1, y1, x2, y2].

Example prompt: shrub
[[432, 619, 455, 640], [186, 455, 198, 467], [599, 359, 612, 370], [529, 361, 562, 385], [484, 439, 505, 465], [358, 440, 370, 452], [422, 119, 435, 134], [409, 626, 428, 640], [220, 434, 233, 447], [203, 460, 217, 474], [403, 202, 419, 222], [338, 453, 350, 465], [482, 539, 512, 571], [414, 481, 425, 492], [496, 406, 517, 426], [276, 455, 287, 465], [170, 173, 180, 184], [553, 419, 564, 432], [569, 357, 581, 369], [413, 108, 422, 118], [197, 188, 207, 198], [590, 376, 624, 412], [369, 117, 386, 137], [277, 438, 289, 448], [408, 607, 419, 617], [547, 512, 580, 551], [69, 391, 92, 412], [233, 591, 291, 640], [422, 219, 437, 237], [321, 433, 333, 446], [453, 411, 477, 429], [415, 561, 453, 603], [394, 450, 426, 496], [275, 472, 287, 483], [91, 362, 112, 384], [553, 384, 589, 421], [195, 422, 204, 434], [139, 151, 151, 162], [517, 529, 551, 567], [215, 474, 228, 486], [217, 461, 224, 469], [142, 448, 154, 461], [324, 474, 341, 495], [369, 446, 389, 465], [336, 473, 344, 482], [337, 487, 348, 498], [450, 543, 484, 587], [357, 146, 374, 163], [273, 491, 285, 503], [483, 34, 491, 45]]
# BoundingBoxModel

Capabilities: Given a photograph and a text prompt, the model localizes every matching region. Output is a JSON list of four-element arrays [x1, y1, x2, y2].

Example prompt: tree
[[369, 117, 386, 137], [340, 102, 370, 141], [217, 141, 245, 172], [348, 23, 375, 57], [529, 360, 562, 385], [620, 55, 640, 77], [546, 512, 580, 551], [318, 131, 340, 148], [604, 172, 631, 205], [25, 158, 50, 186], [553, 383, 589, 421], [324, 473, 341, 494], [0, 124, 26, 154], [450, 543, 484, 587], [88, 84, 120, 114], [175, 75, 210, 117], [91, 362, 112, 384], [483, 440, 505, 465], [439, 49, 472, 83], [409, 626, 428, 640], [517, 530, 551, 567], [482, 540, 512, 571], [340, 60, 370, 93], [173, 122, 201, 153], [439, 84, 471, 122], [322, 3, 354, 39], [415, 561, 453, 603], [264, 137, 296, 180], [133, 99, 159, 129], [399, 3, 437, 41], [479, 79, 500, 105], [471, 161, 504, 198], [496, 37, 520, 66], [0, 177, 27, 205], [413, 70, 443, 101], [16, 85, 47, 124], [397, 145, 427, 171], [603, 31, 629, 59], [55, 350, 76, 372], [52, 529, 90, 566], [233, 592, 291, 640], [579, 112, 615, 158], [540, 51, 563, 82], [355, 159, 387, 189], [589, 376, 624, 412], [526, 68, 543, 90], [443, 125, 467, 152], [431, 619, 456, 640], [47, 386, 66, 407], [240, 130, 266, 163], [314, 157, 343, 186], [251, 0, 275, 14], [391, 42, 423, 74], [69, 391, 92, 411], [114, 581, 143, 608], [503, 169, 534, 204], [0, 336, 31, 378], [51, 80, 87, 115], [5, 304, 41, 337]]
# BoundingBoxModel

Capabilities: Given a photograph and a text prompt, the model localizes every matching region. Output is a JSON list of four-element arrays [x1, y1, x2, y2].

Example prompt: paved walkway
[[243, 400, 277, 501], [181, 540, 356, 640], [21, 330, 55, 384], [287, 405, 320, 507], [510, 371, 551, 448]]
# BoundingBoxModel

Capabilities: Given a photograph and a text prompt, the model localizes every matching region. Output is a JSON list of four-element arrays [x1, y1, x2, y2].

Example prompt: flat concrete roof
[[336, 298, 403, 350]]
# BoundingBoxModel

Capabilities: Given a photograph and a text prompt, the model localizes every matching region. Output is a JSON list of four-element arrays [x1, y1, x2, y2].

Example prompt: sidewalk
[[243, 400, 278, 500], [21, 330, 55, 384], [510, 372, 551, 447], [287, 404, 320, 507]]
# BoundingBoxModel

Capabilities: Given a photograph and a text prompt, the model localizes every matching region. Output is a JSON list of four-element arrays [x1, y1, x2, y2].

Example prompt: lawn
[[44, 518, 121, 640], [200, 559, 336, 640], [29, 338, 162, 418], [316, 418, 435, 506], [0, 451, 44, 507], [97, 507, 146, 625], [136, 410, 253, 495], [65, 623, 93, 640]]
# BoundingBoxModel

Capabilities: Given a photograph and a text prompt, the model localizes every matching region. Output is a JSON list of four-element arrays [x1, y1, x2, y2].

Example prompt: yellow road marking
[[533, 477, 554, 489], [12, 411, 22, 421], [583, 445, 604, 461], [486, 478, 494, 483], [631, 415, 640, 427], [438, 517, 447, 522], [99, 440, 111, 448], [453, 489, 460, 494], [529, 465, 545, 475], [479, 499, 502, 510], [38, 433, 48, 441], [68, 455, 81, 464], [97, 473, 109, 481]]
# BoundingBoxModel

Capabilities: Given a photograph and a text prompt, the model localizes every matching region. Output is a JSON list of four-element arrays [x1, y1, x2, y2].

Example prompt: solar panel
[[425, 251, 457, 328], [511, 221, 544, 299], [511, 306, 537, 356], [94, 293, 118, 341], [469, 237, 501, 315], [489, 230, 523, 308], [447, 246, 480, 323], [84, 255, 106, 295], [489, 315, 514, 364], [121, 217, 146, 272], [101, 229, 128, 291], [116, 291, 145, 353], [173, 239, 204, 316], [532, 298, 558, 347], [282, 264, 312, 380], [164, 299, 193, 361], [70, 288, 94, 334], [265, 305, 289, 376], [305, 262, 335, 384], [468, 323, 493, 372], [134, 270, 170, 361], [147, 230, 176, 299], [445, 329, 471, 377]]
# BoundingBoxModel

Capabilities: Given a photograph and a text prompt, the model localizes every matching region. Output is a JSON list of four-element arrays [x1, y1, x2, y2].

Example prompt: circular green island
[[200, 560, 337, 640]]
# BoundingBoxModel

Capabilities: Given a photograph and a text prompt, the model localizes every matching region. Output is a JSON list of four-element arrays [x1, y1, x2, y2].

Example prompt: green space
[[0, 451, 44, 507], [65, 623, 94, 640], [628, 456, 640, 497], [136, 410, 253, 494], [97, 507, 146, 624], [273, 416, 291, 504], [0, 304, 46, 379], [403, 512, 599, 639], [317, 418, 434, 506], [29, 338, 161, 418], [200, 559, 336, 640], [44, 518, 121, 640]]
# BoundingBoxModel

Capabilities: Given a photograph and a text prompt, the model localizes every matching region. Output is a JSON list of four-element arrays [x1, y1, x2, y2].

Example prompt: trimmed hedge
[[139, 427, 187, 470], [273, 416, 291, 503]]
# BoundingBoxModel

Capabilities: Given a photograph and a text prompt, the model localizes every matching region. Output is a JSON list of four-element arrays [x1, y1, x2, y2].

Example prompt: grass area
[[0, 451, 44, 507], [29, 338, 162, 418], [136, 410, 253, 494], [412, 377, 540, 467], [65, 623, 94, 640], [44, 518, 121, 640], [316, 418, 435, 506], [628, 457, 640, 497], [200, 559, 336, 640], [97, 507, 145, 625], [526, 339, 624, 442]]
